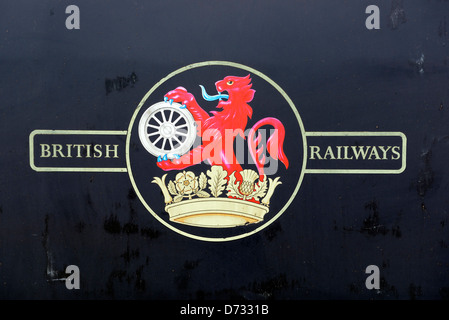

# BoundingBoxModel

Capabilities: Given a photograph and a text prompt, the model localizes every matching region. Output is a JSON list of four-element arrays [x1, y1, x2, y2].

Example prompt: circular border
[[126, 61, 308, 242]]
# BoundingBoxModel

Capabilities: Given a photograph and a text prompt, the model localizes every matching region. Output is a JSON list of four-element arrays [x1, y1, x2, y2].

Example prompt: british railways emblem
[[29, 61, 406, 242]]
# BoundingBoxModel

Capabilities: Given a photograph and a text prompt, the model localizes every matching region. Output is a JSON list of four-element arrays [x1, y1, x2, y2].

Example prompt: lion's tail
[[247, 117, 289, 176]]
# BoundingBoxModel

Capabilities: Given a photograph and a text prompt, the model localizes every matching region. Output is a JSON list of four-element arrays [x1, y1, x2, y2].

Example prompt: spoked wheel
[[138, 101, 197, 159]]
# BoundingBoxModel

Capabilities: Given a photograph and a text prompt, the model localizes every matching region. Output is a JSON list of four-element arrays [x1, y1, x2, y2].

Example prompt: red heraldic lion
[[157, 74, 289, 179]]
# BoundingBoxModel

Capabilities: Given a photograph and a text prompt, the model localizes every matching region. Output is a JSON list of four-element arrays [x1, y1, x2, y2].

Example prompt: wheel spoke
[[172, 114, 183, 126], [152, 135, 163, 146], [151, 114, 162, 125], [168, 110, 174, 122], [173, 135, 182, 145], [162, 138, 168, 150], [176, 131, 188, 136], [160, 110, 167, 122], [175, 123, 188, 130], [147, 131, 159, 137], [147, 124, 160, 130], [169, 138, 174, 150]]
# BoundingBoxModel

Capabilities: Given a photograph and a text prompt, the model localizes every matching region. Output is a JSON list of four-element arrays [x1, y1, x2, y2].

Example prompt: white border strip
[[29, 129, 128, 172], [304, 131, 407, 174]]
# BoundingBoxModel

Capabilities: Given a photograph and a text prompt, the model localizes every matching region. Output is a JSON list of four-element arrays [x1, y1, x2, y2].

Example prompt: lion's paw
[[164, 87, 193, 109]]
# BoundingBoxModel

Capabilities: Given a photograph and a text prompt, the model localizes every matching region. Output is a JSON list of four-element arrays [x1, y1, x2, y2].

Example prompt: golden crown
[[152, 165, 282, 228]]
